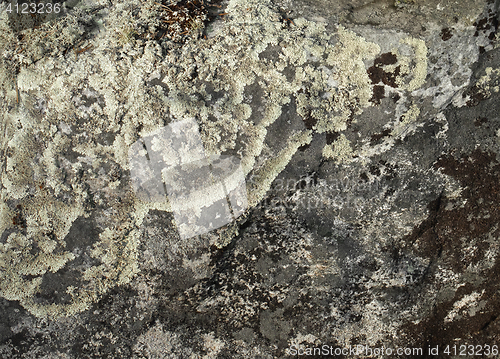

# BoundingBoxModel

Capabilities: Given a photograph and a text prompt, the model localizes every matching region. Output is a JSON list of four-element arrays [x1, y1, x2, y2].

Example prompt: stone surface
[[0, 0, 500, 357]]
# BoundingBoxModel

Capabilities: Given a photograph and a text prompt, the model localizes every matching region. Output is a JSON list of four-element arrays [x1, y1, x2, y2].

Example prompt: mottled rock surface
[[1, 0, 500, 357]]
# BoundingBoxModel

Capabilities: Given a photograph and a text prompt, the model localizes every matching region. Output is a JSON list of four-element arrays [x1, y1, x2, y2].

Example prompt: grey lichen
[[0, 3, 86, 66]]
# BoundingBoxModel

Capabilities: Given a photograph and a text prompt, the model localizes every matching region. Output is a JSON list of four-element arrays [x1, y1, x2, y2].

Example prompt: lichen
[[321, 133, 354, 164], [391, 103, 421, 138], [0, 3, 85, 67], [313, 25, 380, 133], [473, 66, 500, 97], [247, 130, 313, 207], [395, 36, 428, 92], [0, 0, 431, 318]]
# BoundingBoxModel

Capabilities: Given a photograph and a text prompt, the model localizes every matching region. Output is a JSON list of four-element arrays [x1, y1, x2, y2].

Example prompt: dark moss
[[301, 109, 318, 130], [368, 65, 401, 88], [440, 27, 453, 41], [326, 131, 340, 145], [370, 84, 385, 104], [374, 52, 398, 66], [465, 85, 488, 107]]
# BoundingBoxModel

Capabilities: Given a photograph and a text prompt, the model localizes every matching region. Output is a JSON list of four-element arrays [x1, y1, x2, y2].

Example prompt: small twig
[[42, 29, 57, 39], [155, 2, 173, 11], [75, 44, 93, 55]]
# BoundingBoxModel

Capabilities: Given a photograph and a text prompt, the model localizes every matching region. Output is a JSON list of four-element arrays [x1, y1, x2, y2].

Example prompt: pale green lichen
[[0, 0, 431, 318], [394, 36, 428, 92], [213, 222, 241, 249], [0, 201, 13, 235], [313, 26, 380, 133], [400, 103, 421, 125], [389, 103, 421, 139], [473, 66, 500, 98], [248, 130, 313, 208], [322, 134, 354, 164], [0, 232, 75, 308]]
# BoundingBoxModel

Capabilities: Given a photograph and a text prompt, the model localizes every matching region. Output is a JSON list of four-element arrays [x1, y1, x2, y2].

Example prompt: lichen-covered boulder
[[1, 0, 499, 357]]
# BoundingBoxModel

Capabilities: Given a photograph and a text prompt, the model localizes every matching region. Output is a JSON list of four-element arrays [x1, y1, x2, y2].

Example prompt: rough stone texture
[[1, 0, 500, 357]]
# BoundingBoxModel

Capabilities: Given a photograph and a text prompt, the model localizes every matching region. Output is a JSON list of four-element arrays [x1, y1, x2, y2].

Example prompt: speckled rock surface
[[1, 0, 500, 357]]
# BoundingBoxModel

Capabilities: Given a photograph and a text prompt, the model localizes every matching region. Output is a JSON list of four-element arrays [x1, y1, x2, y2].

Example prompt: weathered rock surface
[[0, 0, 499, 357]]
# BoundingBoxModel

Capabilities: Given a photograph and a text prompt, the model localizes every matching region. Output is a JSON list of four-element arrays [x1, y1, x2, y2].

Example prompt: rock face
[[0, 0, 499, 357]]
